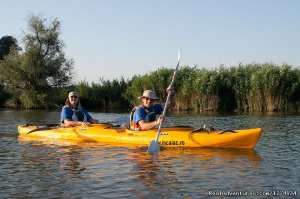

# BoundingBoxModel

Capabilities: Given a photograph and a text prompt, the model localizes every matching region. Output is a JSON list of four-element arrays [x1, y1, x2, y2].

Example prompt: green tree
[[0, 36, 20, 60], [0, 15, 74, 108]]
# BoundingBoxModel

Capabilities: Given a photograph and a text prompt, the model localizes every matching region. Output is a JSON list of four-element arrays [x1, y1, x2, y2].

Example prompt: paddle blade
[[147, 140, 160, 153]]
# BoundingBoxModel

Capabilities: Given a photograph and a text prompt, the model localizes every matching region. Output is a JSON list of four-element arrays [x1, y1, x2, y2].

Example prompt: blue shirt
[[61, 106, 92, 122], [132, 104, 163, 124]]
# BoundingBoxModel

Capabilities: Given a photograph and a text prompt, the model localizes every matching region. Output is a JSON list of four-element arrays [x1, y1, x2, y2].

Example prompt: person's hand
[[80, 121, 90, 126], [166, 85, 175, 95], [156, 115, 165, 126]]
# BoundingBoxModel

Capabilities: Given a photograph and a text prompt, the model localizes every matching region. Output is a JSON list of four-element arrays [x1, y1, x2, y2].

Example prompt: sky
[[1, 0, 300, 84]]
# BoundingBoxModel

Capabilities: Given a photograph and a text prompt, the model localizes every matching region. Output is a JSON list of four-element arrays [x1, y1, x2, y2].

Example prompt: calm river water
[[0, 110, 299, 198]]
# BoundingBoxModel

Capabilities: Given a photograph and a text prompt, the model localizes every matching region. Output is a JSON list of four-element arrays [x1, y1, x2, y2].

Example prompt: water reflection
[[57, 146, 86, 176], [2, 110, 300, 198], [161, 147, 262, 162], [127, 148, 180, 198], [125, 147, 262, 198], [13, 141, 97, 198], [163, 148, 263, 197], [18, 139, 88, 177]]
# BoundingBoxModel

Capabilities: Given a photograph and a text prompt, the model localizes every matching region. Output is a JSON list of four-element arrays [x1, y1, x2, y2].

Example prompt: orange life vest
[[129, 105, 157, 131]]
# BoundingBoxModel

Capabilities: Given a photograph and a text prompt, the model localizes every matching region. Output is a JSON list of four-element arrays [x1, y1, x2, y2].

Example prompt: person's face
[[142, 97, 155, 108], [69, 95, 79, 106]]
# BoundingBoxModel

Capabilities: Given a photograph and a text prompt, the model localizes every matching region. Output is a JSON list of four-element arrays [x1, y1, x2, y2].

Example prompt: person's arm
[[138, 115, 165, 131], [167, 94, 176, 109], [162, 85, 176, 110], [88, 118, 99, 124], [82, 108, 98, 124], [63, 119, 88, 126], [61, 107, 81, 126], [61, 107, 92, 126]]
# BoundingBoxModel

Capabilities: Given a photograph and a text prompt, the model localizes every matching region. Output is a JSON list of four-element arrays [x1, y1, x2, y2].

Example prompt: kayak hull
[[18, 124, 262, 149]]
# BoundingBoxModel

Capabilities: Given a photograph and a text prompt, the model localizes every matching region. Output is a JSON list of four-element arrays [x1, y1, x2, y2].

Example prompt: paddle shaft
[[153, 52, 180, 143]]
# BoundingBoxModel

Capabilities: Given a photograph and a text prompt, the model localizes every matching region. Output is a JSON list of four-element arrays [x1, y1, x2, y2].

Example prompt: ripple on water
[[0, 111, 299, 198]]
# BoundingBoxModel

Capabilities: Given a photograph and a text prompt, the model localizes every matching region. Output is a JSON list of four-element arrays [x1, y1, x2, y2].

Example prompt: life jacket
[[63, 106, 88, 122], [72, 108, 88, 122], [129, 105, 157, 131]]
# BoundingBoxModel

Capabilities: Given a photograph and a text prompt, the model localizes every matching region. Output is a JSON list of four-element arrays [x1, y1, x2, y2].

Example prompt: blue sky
[[1, 0, 300, 83]]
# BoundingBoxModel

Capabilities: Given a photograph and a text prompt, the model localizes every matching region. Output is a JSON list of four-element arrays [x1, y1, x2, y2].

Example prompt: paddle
[[147, 51, 181, 153]]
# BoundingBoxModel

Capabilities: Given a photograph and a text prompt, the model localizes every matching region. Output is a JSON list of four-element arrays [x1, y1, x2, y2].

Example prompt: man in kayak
[[61, 91, 99, 126], [130, 86, 175, 131]]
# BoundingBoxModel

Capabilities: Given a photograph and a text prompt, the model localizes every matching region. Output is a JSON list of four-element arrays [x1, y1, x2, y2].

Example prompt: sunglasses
[[142, 97, 155, 101], [70, 96, 78, 99]]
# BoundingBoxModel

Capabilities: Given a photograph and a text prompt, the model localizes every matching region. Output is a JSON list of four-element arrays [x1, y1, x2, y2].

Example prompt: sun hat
[[68, 91, 79, 98], [138, 90, 159, 100]]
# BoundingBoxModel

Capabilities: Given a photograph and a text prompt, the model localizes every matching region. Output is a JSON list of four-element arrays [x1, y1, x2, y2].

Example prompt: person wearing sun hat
[[60, 91, 99, 126], [130, 86, 175, 131]]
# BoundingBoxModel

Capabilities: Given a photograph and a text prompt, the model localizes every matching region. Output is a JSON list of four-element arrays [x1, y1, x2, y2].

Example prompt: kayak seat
[[191, 125, 216, 134], [106, 123, 129, 129]]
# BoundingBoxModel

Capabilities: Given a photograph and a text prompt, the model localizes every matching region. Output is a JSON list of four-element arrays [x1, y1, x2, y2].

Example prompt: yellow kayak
[[18, 124, 262, 149]]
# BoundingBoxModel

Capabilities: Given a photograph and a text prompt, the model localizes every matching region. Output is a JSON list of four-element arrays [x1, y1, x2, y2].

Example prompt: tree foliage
[[124, 63, 300, 113], [0, 36, 20, 60], [0, 15, 73, 108], [74, 77, 130, 111], [1, 16, 300, 112]]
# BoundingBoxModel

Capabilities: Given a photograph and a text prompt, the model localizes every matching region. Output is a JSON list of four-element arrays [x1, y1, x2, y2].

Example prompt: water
[[0, 110, 299, 198]]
